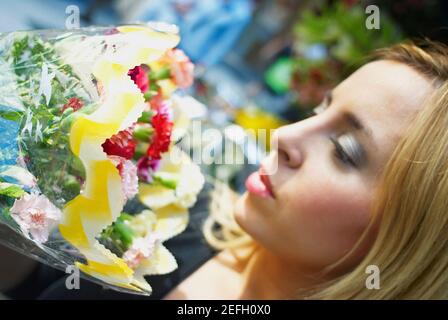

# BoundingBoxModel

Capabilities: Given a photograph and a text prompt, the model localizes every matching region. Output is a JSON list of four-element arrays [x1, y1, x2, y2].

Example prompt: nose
[[271, 123, 304, 169]]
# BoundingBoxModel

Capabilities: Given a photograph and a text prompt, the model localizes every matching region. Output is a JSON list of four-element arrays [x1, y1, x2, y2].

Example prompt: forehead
[[333, 60, 432, 153]]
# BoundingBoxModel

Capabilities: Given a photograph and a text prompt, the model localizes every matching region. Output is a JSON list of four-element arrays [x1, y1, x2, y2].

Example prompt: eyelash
[[307, 109, 358, 168], [330, 137, 357, 167]]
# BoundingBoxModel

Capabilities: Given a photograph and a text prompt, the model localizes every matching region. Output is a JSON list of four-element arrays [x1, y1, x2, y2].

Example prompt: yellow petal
[[135, 243, 178, 276], [153, 205, 189, 241], [117, 25, 180, 49], [139, 183, 177, 209]]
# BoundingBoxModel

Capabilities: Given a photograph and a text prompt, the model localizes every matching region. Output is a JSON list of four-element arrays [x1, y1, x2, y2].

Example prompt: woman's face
[[235, 60, 433, 272]]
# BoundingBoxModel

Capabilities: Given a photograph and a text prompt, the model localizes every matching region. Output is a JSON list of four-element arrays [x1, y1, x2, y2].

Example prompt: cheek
[[280, 174, 373, 268]]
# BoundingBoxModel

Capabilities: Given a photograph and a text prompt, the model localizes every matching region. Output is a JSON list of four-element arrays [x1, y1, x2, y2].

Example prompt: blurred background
[[1, 0, 448, 185], [0, 0, 447, 299]]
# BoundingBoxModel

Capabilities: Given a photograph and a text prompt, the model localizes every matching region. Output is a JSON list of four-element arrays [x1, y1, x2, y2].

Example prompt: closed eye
[[330, 135, 365, 168], [330, 137, 356, 167]]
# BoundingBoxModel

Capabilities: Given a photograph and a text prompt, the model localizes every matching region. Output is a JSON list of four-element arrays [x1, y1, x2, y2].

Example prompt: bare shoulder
[[163, 249, 246, 300]]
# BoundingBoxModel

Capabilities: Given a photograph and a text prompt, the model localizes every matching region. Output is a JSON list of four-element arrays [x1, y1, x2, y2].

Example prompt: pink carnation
[[10, 193, 61, 244], [164, 49, 194, 89], [108, 156, 139, 200]]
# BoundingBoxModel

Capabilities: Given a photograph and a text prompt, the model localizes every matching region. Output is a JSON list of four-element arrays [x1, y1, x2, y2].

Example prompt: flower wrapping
[[0, 24, 204, 295]]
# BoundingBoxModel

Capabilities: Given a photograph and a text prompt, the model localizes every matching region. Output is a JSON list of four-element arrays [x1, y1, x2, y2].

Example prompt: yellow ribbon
[[59, 26, 180, 293]]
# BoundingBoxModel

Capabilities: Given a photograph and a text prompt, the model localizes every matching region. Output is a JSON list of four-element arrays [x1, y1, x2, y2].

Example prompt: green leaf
[[143, 91, 159, 102], [98, 213, 137, 253], [153, 172, 179, 190], [0, 110, 22, 122], [11, 35, 29, 63], [133, 124, 154, 142], [118, 212, 134, 222], [114, 220, 136, 248], [0, 183, 25, 198], [150, 66, 171, 81], [137, 110, 155, 123], [133, 142, 149, 160]]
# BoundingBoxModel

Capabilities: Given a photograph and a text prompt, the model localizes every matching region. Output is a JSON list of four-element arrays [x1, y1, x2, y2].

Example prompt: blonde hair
[[203, 179, 253, 250], [204, 40, 448, 299]]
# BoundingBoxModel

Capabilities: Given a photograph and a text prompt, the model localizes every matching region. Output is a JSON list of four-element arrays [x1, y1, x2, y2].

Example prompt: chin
[[234, 193, 248, 227], [234, 193, 285, 258], [234, 192, 267, 241], [234, 192, 260, 236]]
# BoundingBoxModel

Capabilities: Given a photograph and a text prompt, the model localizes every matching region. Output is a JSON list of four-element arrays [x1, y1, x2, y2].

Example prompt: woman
[[164, 39, 448, 300], [21, 39, 448, 300]]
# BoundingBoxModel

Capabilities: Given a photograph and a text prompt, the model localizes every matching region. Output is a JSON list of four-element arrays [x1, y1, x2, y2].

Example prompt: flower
[[10, 193, 61, 244], [108, 156, 139, 200], [127, 209, 157, 237], [122, 233, 160, 269], [61, 97, 84, 113], [148, 90, 165, 111], [137, 156, 161, 183], [147, 108, 173, 160], [162, 49, 194, 89], [168, 95, 201, 141], [128, 66, 149, 93], [102, 128, 136, 160], [139, 146, 205, 210]]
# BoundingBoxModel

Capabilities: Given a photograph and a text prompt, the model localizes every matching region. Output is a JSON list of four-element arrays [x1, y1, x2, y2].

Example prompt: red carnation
[[128, 66, 149, 93], [147, 111, 173, 160], [102, 128, 136, 160], [61, 97, 84, 113]]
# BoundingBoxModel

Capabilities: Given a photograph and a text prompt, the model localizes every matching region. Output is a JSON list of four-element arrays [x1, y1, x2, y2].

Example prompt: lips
[[245, 168, 275, 199], [259, 171, 275, 198]]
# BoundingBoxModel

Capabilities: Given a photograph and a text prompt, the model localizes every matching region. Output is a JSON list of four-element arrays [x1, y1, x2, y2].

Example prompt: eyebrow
[[326, 91, 373, 138]]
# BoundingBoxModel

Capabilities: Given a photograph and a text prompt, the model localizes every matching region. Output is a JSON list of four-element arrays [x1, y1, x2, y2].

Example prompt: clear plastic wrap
[[0, 24, 204, 295]]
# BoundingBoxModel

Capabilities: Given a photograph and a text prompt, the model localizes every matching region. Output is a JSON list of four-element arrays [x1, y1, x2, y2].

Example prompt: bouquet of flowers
[[0, 24, 204, 295]]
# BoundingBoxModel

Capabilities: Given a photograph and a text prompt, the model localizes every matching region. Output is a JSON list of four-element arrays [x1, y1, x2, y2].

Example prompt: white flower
[[10, 193, 62, 244], [169, 94, 207, 141], [139, 146, 204, 209], [127, 209, 157, 237], [122, 233, 160, 269], [175, 162, 204, 208]]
